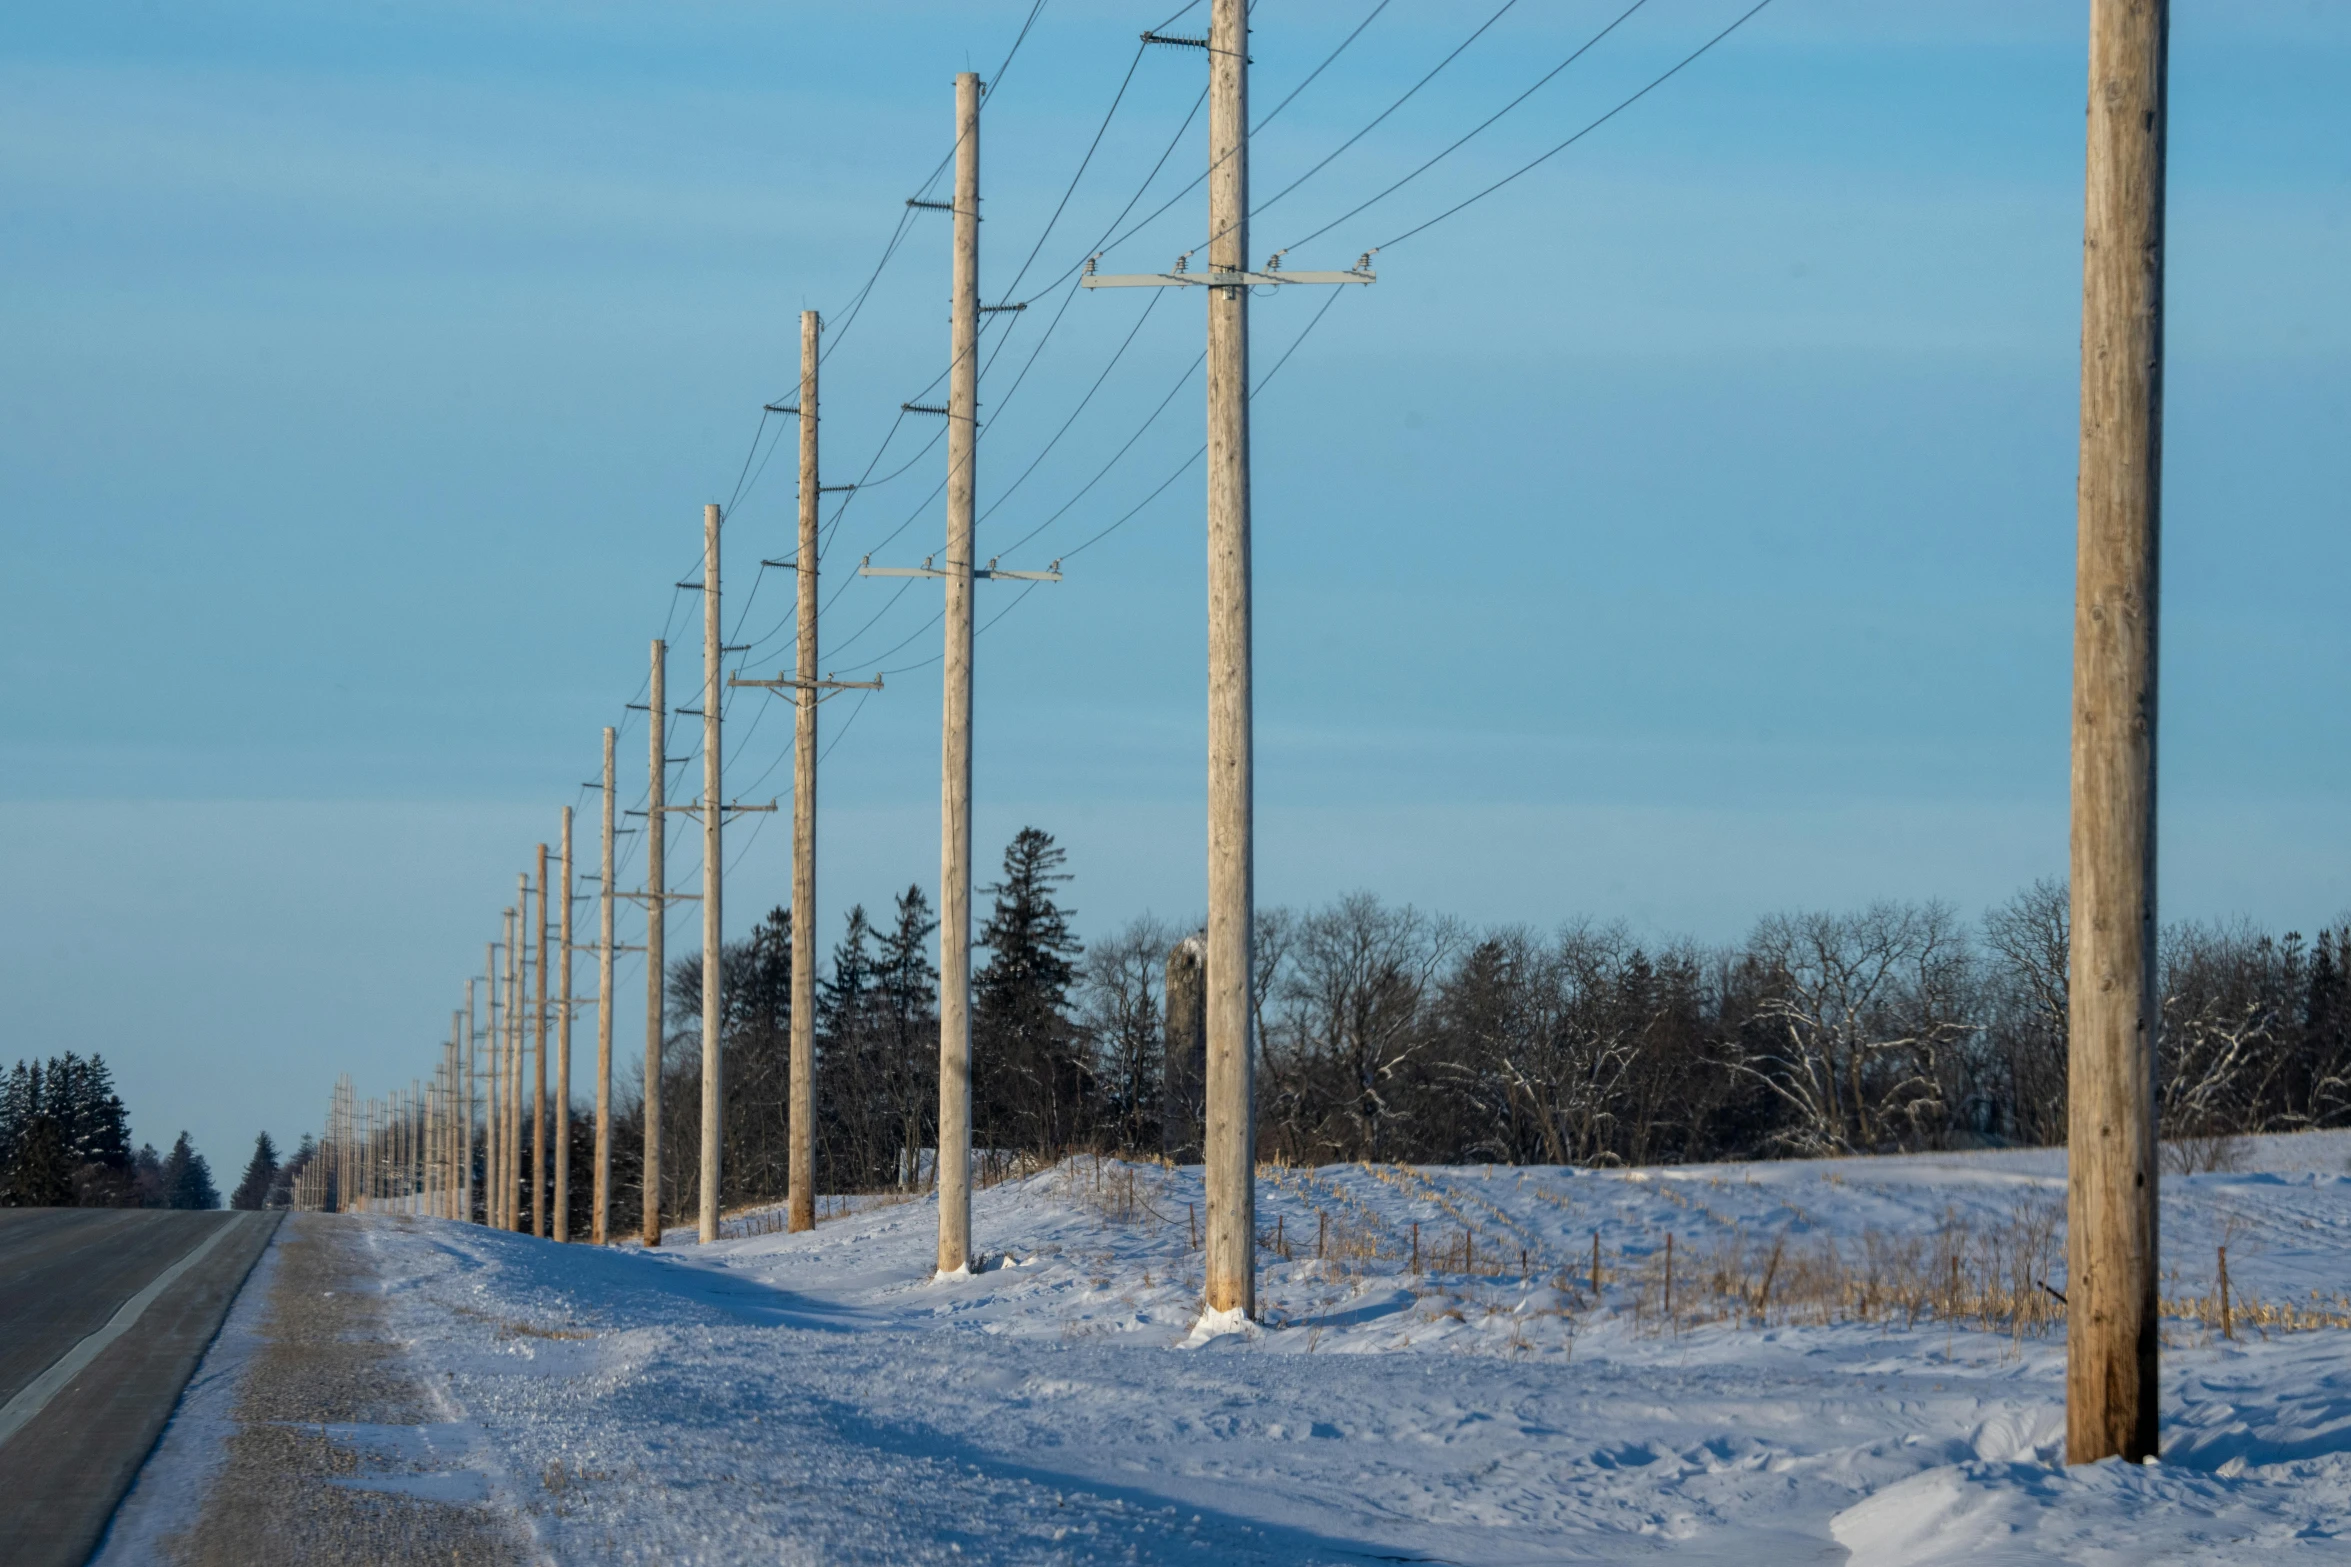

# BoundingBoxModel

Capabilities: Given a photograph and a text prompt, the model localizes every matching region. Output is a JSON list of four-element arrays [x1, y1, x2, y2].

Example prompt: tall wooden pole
[[440, 1031, 453, 1216], [1202, 0, 1257, 1321], [533, 845, 550, 1239], [935, 70, 981, 1278], [495, 921, 512, 1227], [411, 1079, 422, 1212], [790, 309, 821, 1235], [556, 806, 575, 1241], [644, 640, 668, 1247], [482, 952, 498, 1224], [596, 725, 617, 1244], [699, 502, 725, 1244], [2068, 0, 2166, 1468], [464, 979, 475, 1222], [509, 885, 526, 1231]]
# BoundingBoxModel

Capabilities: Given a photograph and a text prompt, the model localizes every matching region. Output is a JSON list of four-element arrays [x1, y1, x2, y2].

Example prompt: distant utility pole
[[862, 73, 1058, 1276], [692, 502, 779, 1245], [556, 806, 576, 1242], [1082, 0, 1374, 1320], [463, 981, 475, 1222], [534, 846, 551, 1239], [495, 920, 512, 1228], [643, 639, 668, 1247], [736, 310, 882, 1235], [595, 726, 617, 1245], [699, 503, 725, 1245], [510, 884, 527, 1232], [2068, 0, 2166, 1469], [497, 913, 511, 1227], [484, 946, 501, 1226], [444, 1021, 459, 1216]]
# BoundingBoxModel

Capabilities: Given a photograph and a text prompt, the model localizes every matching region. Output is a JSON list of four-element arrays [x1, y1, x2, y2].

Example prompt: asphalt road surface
[[0, 1207, 279, 1567]]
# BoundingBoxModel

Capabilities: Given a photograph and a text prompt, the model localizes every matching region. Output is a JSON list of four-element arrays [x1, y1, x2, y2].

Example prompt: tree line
[[1, 1053, 222, 1208], [557, 831, 2349, 1231]]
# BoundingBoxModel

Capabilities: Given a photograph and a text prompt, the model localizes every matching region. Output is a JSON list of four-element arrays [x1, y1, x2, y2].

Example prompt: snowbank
[[320, 1131, 2350, 1561]]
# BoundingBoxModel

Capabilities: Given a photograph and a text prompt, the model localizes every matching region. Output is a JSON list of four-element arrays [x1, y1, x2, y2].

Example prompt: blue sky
[[3, 1, 2346, 1172]]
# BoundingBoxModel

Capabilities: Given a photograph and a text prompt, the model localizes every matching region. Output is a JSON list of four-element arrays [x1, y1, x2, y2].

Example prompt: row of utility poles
[[314, 0, 2163, 1467], [326, 2, 1322, 1297]]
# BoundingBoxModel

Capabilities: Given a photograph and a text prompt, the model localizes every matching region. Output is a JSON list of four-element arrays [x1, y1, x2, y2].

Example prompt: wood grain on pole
[[466, 978, 476, 1222], [699, 501, 724, 1244], [557, 807, 574, 1241], [2068, 0, 2166, 1468], [596, 725, 616, 1244], [501, 913, 517, 1228], [483, 962, 496, 1223], [644, 640, 667, 1247], [1203, 0, 1256, 1320], [482, 955, 497, 1224], [534, 844, 550, 1239], [936, 70, 981, 1278], [510, 888, 526, 1231], [790, 309, 821, 1235]]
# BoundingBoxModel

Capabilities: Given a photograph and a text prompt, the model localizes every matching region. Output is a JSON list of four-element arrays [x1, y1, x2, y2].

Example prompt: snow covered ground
[[196, 1133, 2351, 1562]]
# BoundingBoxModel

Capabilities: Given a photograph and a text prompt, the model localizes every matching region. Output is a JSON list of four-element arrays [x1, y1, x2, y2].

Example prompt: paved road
[[0, 1208, 279, 1567]]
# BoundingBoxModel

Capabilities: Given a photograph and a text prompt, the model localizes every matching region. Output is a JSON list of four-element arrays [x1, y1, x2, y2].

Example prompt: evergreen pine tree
[[0, 1061, 36, 1175], [815, 906, 884, 1187], [231, 1131, 280, 1210], [132, 1142, 167, 1207], [4, 1112, 74, 1207], [160, 1131, 220, 1210], [877, 886, 939, 1184], [51, 1053, 132, 1172], [819, 906, 878, 1041], [974, 827, 1090, 1158]]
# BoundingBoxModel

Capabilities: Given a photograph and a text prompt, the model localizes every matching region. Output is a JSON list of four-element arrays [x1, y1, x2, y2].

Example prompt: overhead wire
[[1369, 0, 1777, 252], [1247, 0, 1520, 229]]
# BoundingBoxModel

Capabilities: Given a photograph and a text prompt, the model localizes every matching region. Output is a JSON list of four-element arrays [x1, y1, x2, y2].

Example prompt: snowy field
[[182, 1133, 2351, 1561]]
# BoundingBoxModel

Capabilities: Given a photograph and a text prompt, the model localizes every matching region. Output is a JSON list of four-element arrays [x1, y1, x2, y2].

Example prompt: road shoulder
[[95, 1214, 530, 1567]]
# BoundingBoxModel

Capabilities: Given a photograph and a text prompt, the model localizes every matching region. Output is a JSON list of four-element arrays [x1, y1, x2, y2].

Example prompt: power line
[[1369, 0, 1777, 253], [1249, 0, 1521, 228], [1000, 41, 1149, 303], [1067, 0, 1392, 279], [979, 287, 1169, 528], [1062, 281, 1350, 562], [995, 347, 1203, 559]]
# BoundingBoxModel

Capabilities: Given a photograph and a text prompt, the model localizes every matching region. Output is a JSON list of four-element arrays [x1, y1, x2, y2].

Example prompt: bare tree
[[1075, 915, 1173, 1153], [1733, 902, 1976, 1155], [1977, 877, 2070, 1145], [1262, 894, 1461, 1162], [2159, 920, 2295, 1139]]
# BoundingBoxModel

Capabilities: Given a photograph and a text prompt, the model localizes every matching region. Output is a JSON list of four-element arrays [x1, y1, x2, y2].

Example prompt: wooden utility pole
[[2068, 0, 2166, 1468], [596, 725, 617, 1244], [467, 978, 478, 1222], [493, 923, 510, 1227], [790, 311, 821, 1235], [534, 846, 551, 1239], [1082, 0, 1371, 1321], [556, 807, 575, 1242], [644, 639, 668, 1247], [939, 71, 981, 1278], [482, 951, 499, 1224], [736, 312, 882, 1231], [857, 77, 1057, 1270], [699, 501, 725, 1245], [510, 884, 527, 1231], [1199, 0, 1256, 1324]]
